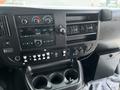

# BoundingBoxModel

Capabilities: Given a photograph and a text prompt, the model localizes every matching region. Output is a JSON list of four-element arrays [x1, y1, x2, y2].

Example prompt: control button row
[[23, 52, 51, 63], [22, 49, 68, 64], [22, 39, 54, 48], [22, 42, 34, 46], [23, 56, 50, 63]]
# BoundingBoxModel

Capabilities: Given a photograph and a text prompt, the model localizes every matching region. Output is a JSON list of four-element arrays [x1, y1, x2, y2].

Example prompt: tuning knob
[[34, 39, 42, 47], [58, 25, 66, 34]]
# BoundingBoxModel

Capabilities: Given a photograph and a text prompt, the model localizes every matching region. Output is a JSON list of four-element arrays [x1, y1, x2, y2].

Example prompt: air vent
[[66, 13, 99, 24], [66, 13, 99, 36], [66, 12, 99, 45], [0, 15, 9, 37]]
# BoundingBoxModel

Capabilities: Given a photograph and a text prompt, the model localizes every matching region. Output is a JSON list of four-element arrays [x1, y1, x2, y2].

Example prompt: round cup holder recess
[[49, 72, 64, 85], [31, 69, 79, 89], [64, 69, 79, 84], [32, 75, 50, 89]]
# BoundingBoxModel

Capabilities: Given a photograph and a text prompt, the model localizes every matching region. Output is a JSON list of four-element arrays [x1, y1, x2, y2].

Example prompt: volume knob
[[34, 40, 42, 47]]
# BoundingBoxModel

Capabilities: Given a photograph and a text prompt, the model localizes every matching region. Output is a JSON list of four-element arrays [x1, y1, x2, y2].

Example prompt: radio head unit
[[18, 26, 56, 49]]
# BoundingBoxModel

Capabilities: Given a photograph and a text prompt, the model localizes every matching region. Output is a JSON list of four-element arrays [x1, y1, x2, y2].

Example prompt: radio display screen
[[18, 26, 56, 49]]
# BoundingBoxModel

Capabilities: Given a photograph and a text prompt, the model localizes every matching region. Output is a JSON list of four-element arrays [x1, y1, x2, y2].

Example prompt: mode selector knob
[[34, 40, 42, 47], [21, 18, 28, 24], [58, 25, 66, 34]]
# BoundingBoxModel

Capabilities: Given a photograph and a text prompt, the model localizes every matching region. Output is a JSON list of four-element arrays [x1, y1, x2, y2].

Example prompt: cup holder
[[32, 75, 48, 89], [50, 73, 64, 84], [64, 69, 79, 84], [31, 69, 79, 89]]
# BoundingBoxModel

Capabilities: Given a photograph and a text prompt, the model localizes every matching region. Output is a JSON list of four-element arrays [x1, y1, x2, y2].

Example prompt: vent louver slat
[[66, 13, 99, 23], [0, 15, 9, 37]]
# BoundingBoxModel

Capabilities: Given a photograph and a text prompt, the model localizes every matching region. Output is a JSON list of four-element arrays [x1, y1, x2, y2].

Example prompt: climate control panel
[[15, 15, 55, 50], [15, 15, 53, 25]]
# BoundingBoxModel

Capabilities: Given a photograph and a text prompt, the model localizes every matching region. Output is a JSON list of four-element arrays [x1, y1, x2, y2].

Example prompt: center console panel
[[18, 11, 99, 66]]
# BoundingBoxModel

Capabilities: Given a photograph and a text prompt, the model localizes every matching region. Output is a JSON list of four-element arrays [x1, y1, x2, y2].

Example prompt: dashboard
[[0, 7, 107, 67], [0, 7, 113, 90]]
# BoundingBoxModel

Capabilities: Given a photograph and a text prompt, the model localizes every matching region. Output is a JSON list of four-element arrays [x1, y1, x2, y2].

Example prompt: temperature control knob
[[43, 15, 53, 24], [32, 16, 41, 24]]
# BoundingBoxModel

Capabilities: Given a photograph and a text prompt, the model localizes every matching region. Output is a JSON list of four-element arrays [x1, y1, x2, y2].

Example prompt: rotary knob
[[43, 15, 53, 24], [21, 18, 28, 24], [34, 39, 42, 47], [32, 16, 41, 24], [58, 25, 66, 34]]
